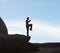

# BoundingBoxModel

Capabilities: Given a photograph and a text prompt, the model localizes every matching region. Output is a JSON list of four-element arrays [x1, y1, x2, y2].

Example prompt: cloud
[[7, 21, 25, 28], [6, 20, 60, 36], [33, 21, 60, 36], [6, 20, 26, 34]]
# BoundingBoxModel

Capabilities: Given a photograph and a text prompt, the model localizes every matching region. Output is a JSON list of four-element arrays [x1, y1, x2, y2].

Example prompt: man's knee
[[29, 24, 32, 26]]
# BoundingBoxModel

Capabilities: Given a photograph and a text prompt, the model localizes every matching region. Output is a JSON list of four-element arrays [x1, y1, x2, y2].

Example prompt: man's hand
[[28, 20, 31, 22]]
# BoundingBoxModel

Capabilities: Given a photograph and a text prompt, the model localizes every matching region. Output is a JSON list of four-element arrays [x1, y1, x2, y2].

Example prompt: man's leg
[[29, 24, 32, 31], [26, 27, 29, 36]]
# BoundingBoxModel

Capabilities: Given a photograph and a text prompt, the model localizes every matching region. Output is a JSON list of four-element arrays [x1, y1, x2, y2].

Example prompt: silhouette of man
[[26, 17, 32, 36]]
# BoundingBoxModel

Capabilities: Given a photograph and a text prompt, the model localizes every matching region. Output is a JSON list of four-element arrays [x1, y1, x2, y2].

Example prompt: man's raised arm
[[28, 20, 31, 22]]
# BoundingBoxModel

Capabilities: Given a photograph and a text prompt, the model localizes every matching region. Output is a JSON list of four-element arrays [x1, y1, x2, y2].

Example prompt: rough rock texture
[[0, 17, 8, 34]]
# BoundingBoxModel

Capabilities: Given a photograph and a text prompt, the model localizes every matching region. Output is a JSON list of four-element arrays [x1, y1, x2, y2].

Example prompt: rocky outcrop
[[0, 17, 39, 53], [0, 17, 8, 34]]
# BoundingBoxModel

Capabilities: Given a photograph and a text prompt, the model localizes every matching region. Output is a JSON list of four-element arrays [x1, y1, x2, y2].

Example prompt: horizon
[[0, 0, 60, 43]]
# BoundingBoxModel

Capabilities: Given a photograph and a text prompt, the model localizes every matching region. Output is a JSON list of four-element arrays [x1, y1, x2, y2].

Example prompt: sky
[[0, 0, 60, 43]]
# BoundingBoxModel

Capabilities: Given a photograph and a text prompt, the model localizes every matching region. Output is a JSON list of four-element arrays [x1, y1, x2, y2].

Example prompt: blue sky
[[0, 0, 60, 43]]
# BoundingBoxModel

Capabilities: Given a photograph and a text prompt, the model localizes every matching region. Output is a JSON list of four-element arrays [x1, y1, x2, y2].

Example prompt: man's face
[[27, 17, 29, 20]]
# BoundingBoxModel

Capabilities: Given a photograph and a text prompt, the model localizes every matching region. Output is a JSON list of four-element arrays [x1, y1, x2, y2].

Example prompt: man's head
[[27, 17, 29, 20]]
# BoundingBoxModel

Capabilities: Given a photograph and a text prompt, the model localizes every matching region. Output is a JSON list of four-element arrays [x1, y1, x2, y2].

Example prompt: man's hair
[[27, 17, 29, 20]]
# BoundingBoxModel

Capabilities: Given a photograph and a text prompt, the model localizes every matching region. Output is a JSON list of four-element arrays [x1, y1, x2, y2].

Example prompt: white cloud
[[33, 21, 60, 36], [6, 20, 26, 34], [7, 21, 25, 28], [6, 20, 60, 36]]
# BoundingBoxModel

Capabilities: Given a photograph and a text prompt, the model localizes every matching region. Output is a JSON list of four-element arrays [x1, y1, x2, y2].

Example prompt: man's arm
[[28, 20, 31, 22]]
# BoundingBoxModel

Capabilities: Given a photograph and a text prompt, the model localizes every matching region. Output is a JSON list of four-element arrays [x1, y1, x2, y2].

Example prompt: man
[[26, 17, 32, 36]]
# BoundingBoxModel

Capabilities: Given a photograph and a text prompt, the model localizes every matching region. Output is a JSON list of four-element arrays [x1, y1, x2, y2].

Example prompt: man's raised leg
[[29, 24, 32, 31]]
